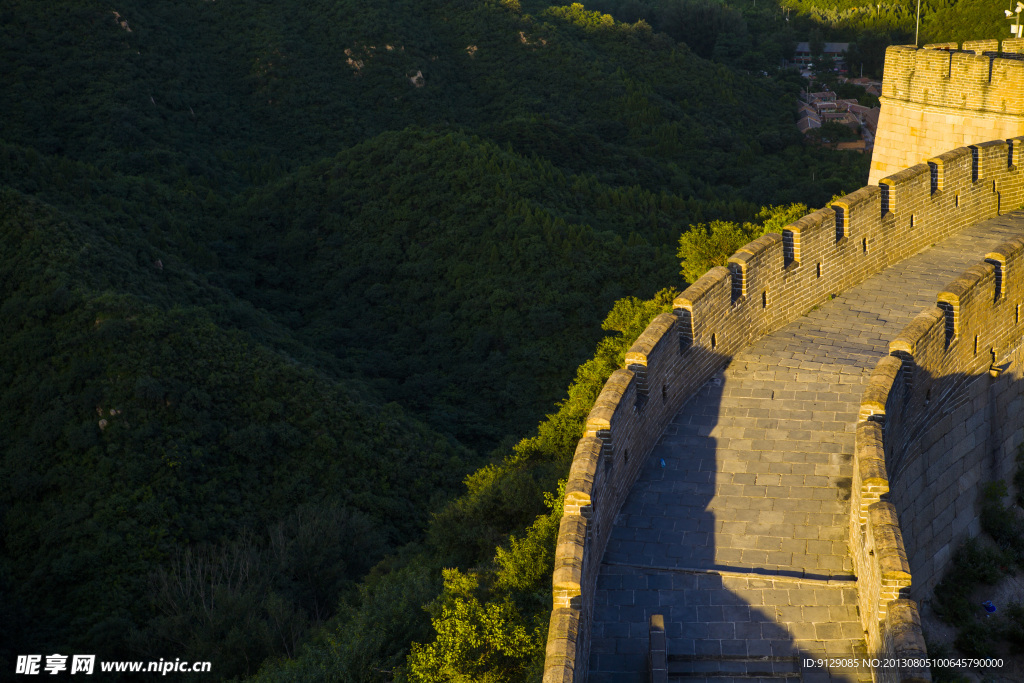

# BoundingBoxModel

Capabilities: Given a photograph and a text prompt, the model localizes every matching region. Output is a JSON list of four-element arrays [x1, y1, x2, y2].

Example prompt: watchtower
[[869, 39, 1024, 184]]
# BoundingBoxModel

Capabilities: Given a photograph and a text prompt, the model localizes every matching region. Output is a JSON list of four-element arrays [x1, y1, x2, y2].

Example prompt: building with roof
[[790, 41, 849, 72]]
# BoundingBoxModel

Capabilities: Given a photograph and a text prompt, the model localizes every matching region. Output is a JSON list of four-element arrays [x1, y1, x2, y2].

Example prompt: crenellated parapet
[[545, 136, 1024, 683], [853, 225, 1024, 660], [881, 41, 1024, 115], [870, 40, 1024, 184]]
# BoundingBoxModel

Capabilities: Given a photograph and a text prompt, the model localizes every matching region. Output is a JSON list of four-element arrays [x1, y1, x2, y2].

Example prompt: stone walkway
[[588, 212, 1024, 683]]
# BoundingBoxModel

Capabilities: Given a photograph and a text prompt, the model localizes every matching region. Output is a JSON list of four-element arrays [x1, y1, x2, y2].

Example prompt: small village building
[[791, 42, 850, 71]]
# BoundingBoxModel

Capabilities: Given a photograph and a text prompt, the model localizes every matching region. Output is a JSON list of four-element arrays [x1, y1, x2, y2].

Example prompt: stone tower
[[869, 39, 1024, 185]]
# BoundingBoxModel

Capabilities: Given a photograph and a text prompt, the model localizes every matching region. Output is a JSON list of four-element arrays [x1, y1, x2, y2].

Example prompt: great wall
[[545, 40, 1024, 683], [870, 38, 1024, 184]]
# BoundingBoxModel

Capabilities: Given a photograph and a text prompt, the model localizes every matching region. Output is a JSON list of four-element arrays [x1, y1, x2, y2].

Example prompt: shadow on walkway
[[587, 373, 868, 683], [585, 212, 1024, 683]]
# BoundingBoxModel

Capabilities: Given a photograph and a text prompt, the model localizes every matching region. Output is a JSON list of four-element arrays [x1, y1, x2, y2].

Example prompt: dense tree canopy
[[0, 0, 887, 680]]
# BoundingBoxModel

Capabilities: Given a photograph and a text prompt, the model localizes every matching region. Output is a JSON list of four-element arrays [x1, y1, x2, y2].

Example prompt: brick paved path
[[588, 212, 1024, 683]]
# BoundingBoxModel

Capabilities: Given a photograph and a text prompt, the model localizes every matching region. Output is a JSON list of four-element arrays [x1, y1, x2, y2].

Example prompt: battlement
[[545, 137, 1024, 683], [881, 42, 1024, 115], [869, 40, 1024, 184], [852, 230, 1024, 661]]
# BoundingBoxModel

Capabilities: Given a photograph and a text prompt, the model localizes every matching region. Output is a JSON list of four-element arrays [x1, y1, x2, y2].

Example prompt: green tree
[[809, 121, 860, 143], [677, 204, 810, 283], [809, 28, 825, 61], [757, 203, 810, 234], [678, 220, 761, 283], [406, 570, 543, 683]]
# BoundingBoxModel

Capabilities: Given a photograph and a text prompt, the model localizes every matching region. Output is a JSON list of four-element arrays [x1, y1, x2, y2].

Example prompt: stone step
[[667, 655, 801, 680]]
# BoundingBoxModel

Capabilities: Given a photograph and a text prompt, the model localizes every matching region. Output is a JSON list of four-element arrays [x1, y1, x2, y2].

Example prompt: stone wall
[[869, 40, 1024, 185], [885, 341, 1024, 593], [545, 137, 1024, 683], [854, 228, 1024, 676]]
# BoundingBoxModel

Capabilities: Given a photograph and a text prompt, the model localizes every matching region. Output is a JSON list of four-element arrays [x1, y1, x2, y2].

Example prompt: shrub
[[933, 539, 1004, 628], [677, 204, 809, 283], [953, 621, 997, 658], [980, 480, 1024, 563]]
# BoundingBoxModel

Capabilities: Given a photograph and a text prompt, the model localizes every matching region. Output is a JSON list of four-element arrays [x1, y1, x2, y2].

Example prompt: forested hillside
[[583, 0, 1011, 80], [0, 0, 965, 679], [777, 0, 1006, 43]]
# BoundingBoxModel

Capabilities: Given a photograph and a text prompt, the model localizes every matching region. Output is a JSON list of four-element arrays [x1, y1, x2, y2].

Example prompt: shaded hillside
[[226, 129, 705, 446], [0, 0, 868, 453], [0, 0, 873, 679], [0, 0, 860, 197], [0, 187, 471, 673]]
